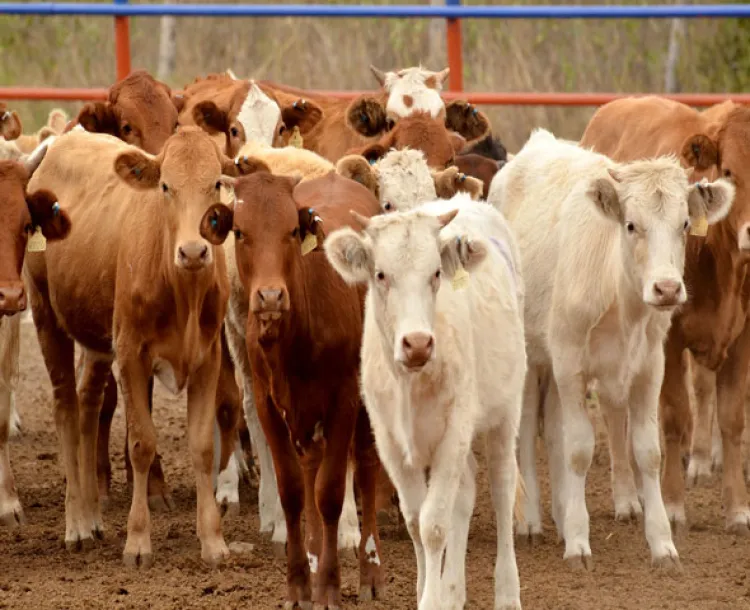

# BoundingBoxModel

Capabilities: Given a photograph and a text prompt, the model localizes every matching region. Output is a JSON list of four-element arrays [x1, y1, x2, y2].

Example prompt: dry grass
[[0, 0, 742, 151]]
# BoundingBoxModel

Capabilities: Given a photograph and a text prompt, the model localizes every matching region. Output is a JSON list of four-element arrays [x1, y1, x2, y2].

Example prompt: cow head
[[588, 159, 735, 309], [326, 207, 486, 371], [229, 168, 326, 343], [680, 106, 750, 252], [346, 97, 490, 168], [370, 65, 449, 121], [337, 148, 482, 213], [0, 104, 22, 141], [113, 127, 245, 272], [76, 70, 182, 154], [0, 143, 70, 315]]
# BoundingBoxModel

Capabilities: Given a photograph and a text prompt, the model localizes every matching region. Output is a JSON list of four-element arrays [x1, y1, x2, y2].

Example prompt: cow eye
[[435, 270, 441, 279], [215, 181, 221, 190], [292, 227, 299, 238], [724, 169, 732, 178], [383, 202, 392, 211], [376, 271, 385, 281], [161, 183, 169, 193], [683, 219, 690, 231], [279, 124, 286, 135], [230, 127, 239, 138], [122, 124, 132, 135], [625, 221, 636, 234], [233, 229, 243, 240]]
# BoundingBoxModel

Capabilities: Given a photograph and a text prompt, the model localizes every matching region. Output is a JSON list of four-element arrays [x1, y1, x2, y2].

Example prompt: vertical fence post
[[114, 0, 132, 81], [445, 0, 464, 92]]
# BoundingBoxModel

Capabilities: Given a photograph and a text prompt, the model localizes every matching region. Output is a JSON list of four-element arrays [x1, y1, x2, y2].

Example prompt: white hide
[[236, 81, 282, 147], [374, 149, 437, 213], [490, 128, 734, 569], [381, 66, 449, 120], [325, 194, 526, 610]]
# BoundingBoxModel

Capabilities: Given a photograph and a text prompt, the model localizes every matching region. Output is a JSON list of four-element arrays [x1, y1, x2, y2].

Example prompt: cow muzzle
[[644, 278, 685, 309], [398, 331, 435, 371], [251, 287, 290, 343], [176, 240, 211, 271], [0, 282, 26, 316]]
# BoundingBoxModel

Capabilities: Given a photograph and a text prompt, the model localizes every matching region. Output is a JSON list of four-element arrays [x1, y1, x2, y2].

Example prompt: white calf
[[326, 193, 526, 610], [489, 128, 734, 570]]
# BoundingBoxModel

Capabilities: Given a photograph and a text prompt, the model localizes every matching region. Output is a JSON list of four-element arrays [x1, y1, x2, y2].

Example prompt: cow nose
[[177, 242, 209, 270], [0, 285, 26, 315], [652, 280, 682, 305], [257, 288, 285, 312], [401, 332, 435, 369]]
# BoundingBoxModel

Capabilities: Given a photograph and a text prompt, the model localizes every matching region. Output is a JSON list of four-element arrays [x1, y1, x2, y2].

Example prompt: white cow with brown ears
[[488, 128, 735, 571], [326, 193, 526, 610]]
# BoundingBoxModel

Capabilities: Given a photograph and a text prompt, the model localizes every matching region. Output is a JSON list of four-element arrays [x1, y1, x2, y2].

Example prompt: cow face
[[588, 160, 735, 310], [681, 107, 750, 252], [77, 70, 182, 154], [230, 170, 319, 343], [0, 104, 22, 141], [370, 65, 449, 122], [114, 127, 238, 272], [0, 145, 70, 315], [325, 208, 487, 371]]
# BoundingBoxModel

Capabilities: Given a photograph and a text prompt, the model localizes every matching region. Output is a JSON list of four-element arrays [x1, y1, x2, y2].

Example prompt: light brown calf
[[580, 95, 750, 533], [25, 126, 244, 566]]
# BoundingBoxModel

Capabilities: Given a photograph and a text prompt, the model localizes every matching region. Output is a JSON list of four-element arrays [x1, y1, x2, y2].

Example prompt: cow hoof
[[313, 605, 340, 610], [123, 549, 154, 569], [515, 527, 543, 546], [652, 554, 682, 575], [220, 501, 240, 521], [272, 540, 287, 559], [495, 602, 522, 610], [686, 457, 714, 488], [727, 521, 750, 537], [283, 602, 312, 610], [201, 539, 230, 568], [359, 583, 384, 601], [148, 494, 175, 513], [564, 553, 592, 572], [0, 505, 26, 528], [614, 504, 642, 523], [65, 534, 94, 552]]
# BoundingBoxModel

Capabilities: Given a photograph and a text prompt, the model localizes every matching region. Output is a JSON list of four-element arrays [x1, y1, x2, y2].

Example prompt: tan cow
[[0, 104, 22, 142], [579, 96, 750, 534], [25, 126, 244, 566]]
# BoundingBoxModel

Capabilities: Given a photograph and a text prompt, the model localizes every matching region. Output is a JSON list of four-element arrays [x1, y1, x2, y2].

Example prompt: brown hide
[[74, 70, 182, 154], [580, 94, 750, 530], [454, 153, 502, 199], [231, 169, 384, 605], [0, 104, 22, 141]]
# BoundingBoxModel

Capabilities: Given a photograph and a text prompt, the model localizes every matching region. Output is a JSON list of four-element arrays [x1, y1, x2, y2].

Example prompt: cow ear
[[0, 109, 22, 141], [324, 226, 373, 284], [193, 101, 230, 136], [230, 155, 272, 177], [172, 93, 185, 114], [439, 230, 486, 277], [46, 108, 68, 133], [445, 100, 490, 143], [358, 143, 388, 165], [336, 155, 379, 197], [588, 176, 623, 223], [681, 134, 719, 171], [77, 102, 119, 137], [200, 203, 234, 245], [26, 190, 71, 242], [281, 98, 323, 134], [346, 96, 389, 138], [432, 167, 482, 200], [114, 150, 161, 189], [688, 177, 735, 226]]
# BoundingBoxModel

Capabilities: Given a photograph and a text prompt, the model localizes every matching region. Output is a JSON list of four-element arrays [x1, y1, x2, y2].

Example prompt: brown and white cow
[[25, 126, 244, 566], [579, 95, 750, 533], [222, 167, 384, 607], [0, 142, 70, 528]]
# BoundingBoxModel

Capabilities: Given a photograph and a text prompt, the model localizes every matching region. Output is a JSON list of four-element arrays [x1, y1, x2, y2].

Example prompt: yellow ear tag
[[27, 227, 47, 253], [585, 388, 600, 409], [301, 232, 318, 256], [289, 126, 304, 149], [690, 215, 708, 237], [451, 265, 470, 291]]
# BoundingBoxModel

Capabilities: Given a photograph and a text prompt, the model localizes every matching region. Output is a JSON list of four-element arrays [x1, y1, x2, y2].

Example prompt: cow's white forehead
[[237, 81, 281, 147], [368, 212, 443, 273], [383, 68, 445, 119], [376, 149, 437, 212], [616, 157, 690, 223]]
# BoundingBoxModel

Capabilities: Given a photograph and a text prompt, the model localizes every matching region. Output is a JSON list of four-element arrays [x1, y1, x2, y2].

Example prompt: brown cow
[[179, 73, 324, 158], [0, 143, 70, 529], [69, 69, 183, 155], [0, 103, 22, 141], [453, 153, 503, 199], [25, 126, 246, 565], [579, 95, 750, 533], [224, 168, 384, 607]]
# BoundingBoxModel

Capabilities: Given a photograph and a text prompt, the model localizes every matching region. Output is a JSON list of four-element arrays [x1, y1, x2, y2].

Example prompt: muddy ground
[[0, 319, 748, 610]]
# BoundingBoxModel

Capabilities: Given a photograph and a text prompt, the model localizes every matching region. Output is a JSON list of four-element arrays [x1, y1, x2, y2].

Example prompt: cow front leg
[[601, 405, 642, 521], [687, 359, 717, 487], [516, 369, 542, 542], [96, 370, 117, 510], [338, 459, 362, 559], [0, 384, 23, 528], [187, 346, 229, 567]]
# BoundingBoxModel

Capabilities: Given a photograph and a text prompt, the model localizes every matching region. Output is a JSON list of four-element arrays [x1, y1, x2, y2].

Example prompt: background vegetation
[[1, 0, 749, 151]]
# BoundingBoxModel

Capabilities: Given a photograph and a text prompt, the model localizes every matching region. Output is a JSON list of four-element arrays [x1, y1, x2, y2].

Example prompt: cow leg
[[715, 321, 750, 534], [374, 469, 397, 526], [601, 406, 642, 521], [0, 384, 23, 528], [76, 348, 112, 541], [486, 421, 521, 610], [687, 360, 717, 487], [543, 380, 565, 542], [186, 346, 230, 567], [660, 338, 691, 530], [353, 407, 384, 602], [516, 369, 542, 542], [302, 448, 323, 579], [629, 364, 679, 570], [96, 370, 117, 510], [338, 459, 361, 559], [256, 391, 311, 608]]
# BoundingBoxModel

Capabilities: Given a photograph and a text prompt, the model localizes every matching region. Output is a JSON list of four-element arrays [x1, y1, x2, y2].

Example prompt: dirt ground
[[1, 319, 749, 610]]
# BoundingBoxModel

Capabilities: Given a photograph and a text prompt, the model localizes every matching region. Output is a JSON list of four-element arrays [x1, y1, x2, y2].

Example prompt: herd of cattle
[[1, 64, 749, 609]]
